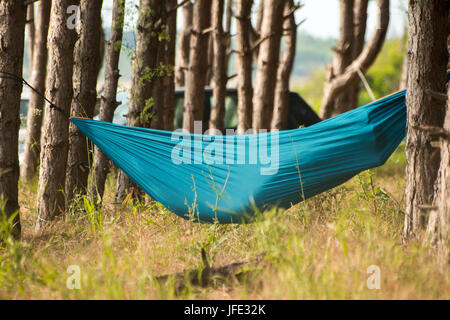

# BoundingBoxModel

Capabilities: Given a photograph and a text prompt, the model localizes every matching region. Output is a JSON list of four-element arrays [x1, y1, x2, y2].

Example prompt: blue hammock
[[74, 64, 450, 224], [72, 87, 411, 223], [71, 90, 409, 223]]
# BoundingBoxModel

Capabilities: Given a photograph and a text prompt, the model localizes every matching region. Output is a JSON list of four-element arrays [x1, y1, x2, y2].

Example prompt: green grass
[[0, 144, 448, 299]]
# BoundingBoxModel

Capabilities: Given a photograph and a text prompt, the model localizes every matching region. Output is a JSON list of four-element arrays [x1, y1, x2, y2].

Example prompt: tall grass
[[0, 144, 448, 299]]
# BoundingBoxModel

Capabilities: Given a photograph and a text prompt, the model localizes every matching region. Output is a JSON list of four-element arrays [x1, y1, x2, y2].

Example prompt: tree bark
[[66, 0, 104, 205], [223, 0, 232, 74], [255, 0, 264, 35], [89, 0, 125, 204], [252, 0, 285, 132], [0, 0, 26, 239], [163, 0, 177, 131], [182, 0, 212, 132], [345, 0, 369, 110], [151, 35, 165, 130], [426, 80, 450, 261], [209, 0, 228, 132], [36, 0, 79, 232], [21, 0, 51, 181], [251, 0, 264, 61], [403, 0, 449, 238], [206, 29, 214, 87], [271, 0, 297, 131], [322, 0, 369, 117], [151, 1, 175, 131], [115, 0, 163, 202], [352, 0, 368, 70], [319, 0, 389, 119], [151, 1, 176, 131], [400, 34, 409, 89], [26, 2, 35, 67], [174, 0, 192, 88], [224, 0, 232, 37], [331, 0, 355, 116], [236, 0, 253, 134]]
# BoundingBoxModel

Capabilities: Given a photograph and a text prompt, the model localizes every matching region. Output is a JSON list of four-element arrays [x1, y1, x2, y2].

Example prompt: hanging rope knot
[[49, 103, 60, 111], [49, 103, 69, 118]]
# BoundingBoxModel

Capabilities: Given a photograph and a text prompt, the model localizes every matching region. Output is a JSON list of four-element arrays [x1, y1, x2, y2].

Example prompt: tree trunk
[[175, 0, 192, 88], [321, 0, 367, 118], [151, 1, 176, 132], [251, 0, 264, 61], [26, 2, 34, 67], [66, 0, 104, 205], [319, 0, 389, 119], [21, 0, 51, 181], [255, 0, 264, 35], [352, 0, 368, 70], [271, 0, 297, 131], [0, 0, 26, 239], [152, 2, 174, 131], [209, 0, 227, 132], [36, 0, 79, 232], [163, 0, 177, 131], [182, 0, 212, 132], [89, 0, 125, 204], [236, 0, 253, 134], [331, 0, 355, 116], [224, 0, 232, 73], [345, 0, 369, 110], [403, 0, 449, 238], [206, 30, 214, 87], [224, 0, 232, 36], [400, 34, 409, 89], [115, 0, 163, 202], [252, 0, 285, 132], [426, 79, 450, 261], [151, 38, 165, 130]]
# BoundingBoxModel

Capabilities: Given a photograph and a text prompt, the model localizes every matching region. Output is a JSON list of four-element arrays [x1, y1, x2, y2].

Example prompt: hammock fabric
[[71, 72, 449, 223]]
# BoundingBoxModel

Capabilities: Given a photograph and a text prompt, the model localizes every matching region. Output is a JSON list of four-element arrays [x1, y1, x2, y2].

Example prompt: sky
[[101, 0, 409, 40], [297, 0, 408, 39]]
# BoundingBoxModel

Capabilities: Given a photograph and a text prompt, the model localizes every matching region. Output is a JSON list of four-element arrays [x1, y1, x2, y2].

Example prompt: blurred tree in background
[[297, 38, 405, 114]]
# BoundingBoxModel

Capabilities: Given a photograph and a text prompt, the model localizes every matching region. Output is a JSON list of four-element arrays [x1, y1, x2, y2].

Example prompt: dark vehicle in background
[[173, 88, 321, 130]]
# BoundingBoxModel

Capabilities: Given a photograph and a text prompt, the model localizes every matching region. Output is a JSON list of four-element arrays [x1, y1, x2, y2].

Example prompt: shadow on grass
[[156, 248, 264, 294]]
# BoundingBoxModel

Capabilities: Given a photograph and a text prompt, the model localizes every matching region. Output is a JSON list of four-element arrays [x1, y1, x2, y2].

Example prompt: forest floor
[[1, 143, 449, 299]]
